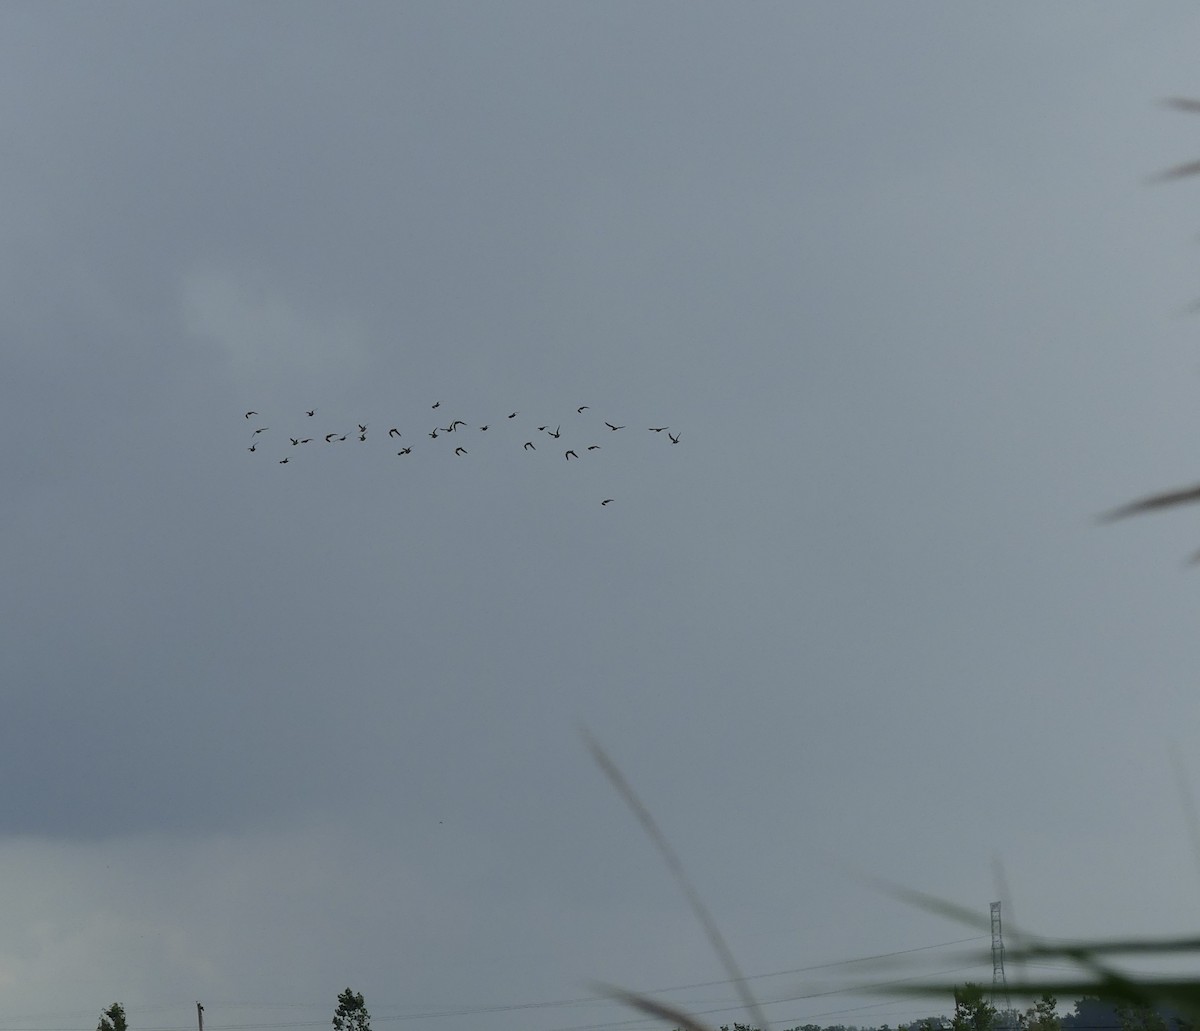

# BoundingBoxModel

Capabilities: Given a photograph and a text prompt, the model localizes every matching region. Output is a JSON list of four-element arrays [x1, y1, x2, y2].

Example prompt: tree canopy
[[332, 988, 371, 1031], [97, 1004, 126, 1031]]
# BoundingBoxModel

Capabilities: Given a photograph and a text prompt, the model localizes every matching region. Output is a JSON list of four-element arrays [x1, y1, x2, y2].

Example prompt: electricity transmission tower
[[991, 901, 1011, 1015]]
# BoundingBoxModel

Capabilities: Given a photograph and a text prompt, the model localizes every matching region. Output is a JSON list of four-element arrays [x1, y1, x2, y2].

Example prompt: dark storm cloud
[[4, 4, 1200, 1031]]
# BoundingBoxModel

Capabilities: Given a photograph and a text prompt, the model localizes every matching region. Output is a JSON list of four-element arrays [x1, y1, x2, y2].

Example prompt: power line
[[530, 963, 987, 1031], [0, 935, 991, 1031]]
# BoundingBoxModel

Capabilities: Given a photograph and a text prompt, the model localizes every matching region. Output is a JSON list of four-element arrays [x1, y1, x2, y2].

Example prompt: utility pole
[[197, 1002, 204, 1031]]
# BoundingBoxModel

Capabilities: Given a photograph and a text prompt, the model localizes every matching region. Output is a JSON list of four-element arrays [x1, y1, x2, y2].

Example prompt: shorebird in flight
[[577, 406, 589, 413], [253, 427, 268, 435], [244, 411, 257, 419], [605, 422, 625, 431], [668, 432, 680, 444], [388, 428, 401, 438], [279, 457, 289, 464], [564, 449, 578, 460], [306, 409, 316, 417], [601, 499, 613, 506], [325, 433, 339, 442], [524, 441, 536, 450], [248, 444, 257, 452], [397, 447, 412, 455], [587, 445, 601, 450], [548, 426, 561, 438], [432, 401, 440, 409], [508, 411, 518, 418], [290, 438, 300, 446], [455, 447, 467, 456], [649, 426, 668, 432]]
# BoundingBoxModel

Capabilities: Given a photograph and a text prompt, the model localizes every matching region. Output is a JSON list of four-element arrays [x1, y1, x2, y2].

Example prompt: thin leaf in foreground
[[1099, 482, 1200, 521]]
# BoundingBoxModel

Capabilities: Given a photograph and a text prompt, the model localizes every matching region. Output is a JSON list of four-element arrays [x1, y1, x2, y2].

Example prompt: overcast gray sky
[[6, 4, 1200, 1031]]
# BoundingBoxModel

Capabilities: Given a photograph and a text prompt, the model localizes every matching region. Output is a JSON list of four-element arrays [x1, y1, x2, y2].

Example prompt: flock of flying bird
[[242, 402, 680, 505]]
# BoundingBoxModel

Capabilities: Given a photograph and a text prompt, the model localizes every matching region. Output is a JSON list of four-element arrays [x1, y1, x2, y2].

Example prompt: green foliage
[[952, 984, 997, 1031], [1065, 996, 1119, 1030], [97, 1004, 126, 1031], [871, 883, 1200, 1029], [1022, 995, 1062, 1031], [1116, 1002, 1168, 1031], [332, 989, 370, 1031]]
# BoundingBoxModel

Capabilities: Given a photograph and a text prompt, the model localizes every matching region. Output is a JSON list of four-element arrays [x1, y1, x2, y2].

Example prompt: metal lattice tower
[[990, 901, 1011, 1013]]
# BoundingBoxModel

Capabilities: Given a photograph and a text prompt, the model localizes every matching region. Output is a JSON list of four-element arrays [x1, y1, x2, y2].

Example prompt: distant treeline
[[702, 994, 1192, 1031]]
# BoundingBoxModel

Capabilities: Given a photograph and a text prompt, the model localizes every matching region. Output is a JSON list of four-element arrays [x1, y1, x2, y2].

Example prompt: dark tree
[[333, 988, 371, 1031], [98, 1004, 127, 1031], [952, 984, 997, 1031], [1116, 1003, 1167, 1031], [1064, 996, 1121, 1031], [1022, 995, 1062, 1031]]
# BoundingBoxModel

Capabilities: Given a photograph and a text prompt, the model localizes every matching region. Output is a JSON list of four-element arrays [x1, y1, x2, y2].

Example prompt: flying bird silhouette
[[236, 398, 681, 494], [601, 499, 613, 506]]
